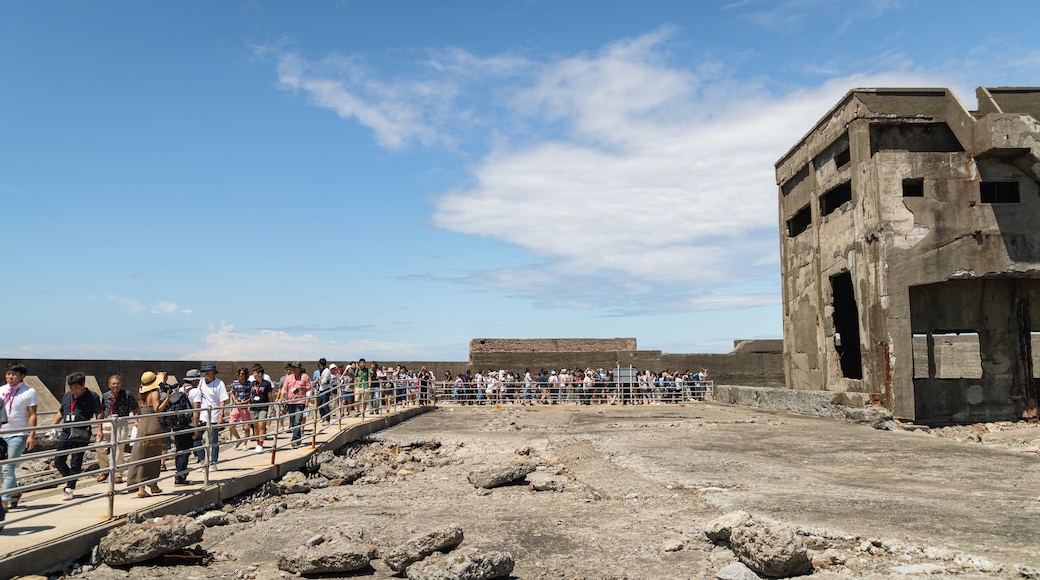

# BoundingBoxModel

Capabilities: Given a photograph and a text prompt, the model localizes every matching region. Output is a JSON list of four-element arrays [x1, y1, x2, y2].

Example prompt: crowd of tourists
[[0, 360, 711, 527], [444, 368, 711, 405]]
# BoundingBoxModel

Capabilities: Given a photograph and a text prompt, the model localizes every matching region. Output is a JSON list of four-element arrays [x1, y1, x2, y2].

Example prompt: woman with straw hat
[[125, 371, 169, 498]]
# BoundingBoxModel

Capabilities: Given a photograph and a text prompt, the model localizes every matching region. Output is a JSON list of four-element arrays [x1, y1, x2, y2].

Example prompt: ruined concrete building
[[776, 87, 1040, 424]]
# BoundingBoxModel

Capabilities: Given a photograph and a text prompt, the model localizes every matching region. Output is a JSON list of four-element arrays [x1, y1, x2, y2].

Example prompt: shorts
[[250, 408, 269, 422], [230, 407, 251, 424]]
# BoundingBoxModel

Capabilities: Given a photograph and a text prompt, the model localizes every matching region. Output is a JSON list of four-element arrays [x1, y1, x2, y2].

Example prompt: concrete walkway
[[0, 406, 429, 579]]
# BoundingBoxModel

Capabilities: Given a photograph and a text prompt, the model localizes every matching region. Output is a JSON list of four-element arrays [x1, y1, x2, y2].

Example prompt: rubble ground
[[63, 403, 1040, 579]]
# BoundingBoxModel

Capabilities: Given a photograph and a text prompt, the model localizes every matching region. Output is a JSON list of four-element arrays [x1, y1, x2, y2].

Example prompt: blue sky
[[2, 1, 1038, 362]]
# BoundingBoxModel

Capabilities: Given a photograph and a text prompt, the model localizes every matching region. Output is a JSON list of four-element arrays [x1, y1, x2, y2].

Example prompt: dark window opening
[[980, 181, 1020, 203], [869, 122, 964, 155], [902, 178, 924, 197], [830, 271, 863, 379], [820, 182, 852, 216], [834, 148, 851, 168], [781, 165, 809, 197], [786, 204, 812, 237]]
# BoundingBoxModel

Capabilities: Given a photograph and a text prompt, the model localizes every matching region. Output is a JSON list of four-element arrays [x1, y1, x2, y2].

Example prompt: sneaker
[[174, 477, 189, 486], [63, 488, 74, 501], [253, 445, 265, 453]]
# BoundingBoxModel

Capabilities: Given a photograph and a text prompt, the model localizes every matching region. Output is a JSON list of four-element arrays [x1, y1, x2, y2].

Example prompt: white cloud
[[183, 323, 426, 361], [277, 30, 951, 314], [150, 301, 192, 315]]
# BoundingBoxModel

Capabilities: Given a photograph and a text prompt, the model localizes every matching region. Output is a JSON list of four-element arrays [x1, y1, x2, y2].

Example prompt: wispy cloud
[[150, 301, 192, 315], [274, 29, 952, 315]]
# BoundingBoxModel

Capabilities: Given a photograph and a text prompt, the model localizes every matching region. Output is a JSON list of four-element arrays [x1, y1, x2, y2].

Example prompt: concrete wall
[[470, 338, 638, 353], [776, 86, 1040, 425]]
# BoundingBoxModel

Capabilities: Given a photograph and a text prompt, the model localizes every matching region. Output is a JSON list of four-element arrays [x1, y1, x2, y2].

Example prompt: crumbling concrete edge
[[712, 385, 874, 421]]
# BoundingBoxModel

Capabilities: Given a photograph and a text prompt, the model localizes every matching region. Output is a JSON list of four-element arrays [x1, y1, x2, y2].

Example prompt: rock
[[196, 510, 230, 527], [383, 525, 465, 572], [405, 547, 514, 580], [527, 471, 565, 492], [277, 527, 375, 575], [662, 537, 685, 552], [845, 406, 894, 429], [277, 470, 311, 494], [318, 458, 365, 484], [730, 521, 812, 578], [467, 460, 536, 489], [235, 512, 256, 523], [99, 515, 205, 566], [716, 561, 762, 580], [704, 510, 754, 542]]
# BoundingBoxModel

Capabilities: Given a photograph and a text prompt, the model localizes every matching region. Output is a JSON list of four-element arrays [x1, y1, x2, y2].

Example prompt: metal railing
[[0, 377, 709, 530]]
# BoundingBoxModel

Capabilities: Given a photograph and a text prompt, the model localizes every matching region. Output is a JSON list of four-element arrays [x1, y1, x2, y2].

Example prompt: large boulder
[[406, 547, 514, 580], [99, 515, 204, 566], [383, 525, 465, 572], [277, 527, 375, 575], [318, 457, 365, 484], [467, 459, 536, 489], [730, 521, 812, 578], [704, 510, 754, 542]]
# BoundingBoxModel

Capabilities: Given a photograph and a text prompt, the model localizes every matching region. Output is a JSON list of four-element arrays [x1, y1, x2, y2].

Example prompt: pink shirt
[[280, 373, 311, 404]]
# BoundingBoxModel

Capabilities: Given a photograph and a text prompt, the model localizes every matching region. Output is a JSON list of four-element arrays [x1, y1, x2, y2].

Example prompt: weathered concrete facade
[[776, 87, 1040, 424]]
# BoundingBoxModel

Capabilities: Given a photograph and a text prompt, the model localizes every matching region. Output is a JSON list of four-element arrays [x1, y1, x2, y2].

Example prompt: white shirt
[[190, 377, 229, 424], [0, 382, 38, 431]]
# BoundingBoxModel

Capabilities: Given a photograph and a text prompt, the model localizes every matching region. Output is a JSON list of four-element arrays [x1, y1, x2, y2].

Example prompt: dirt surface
[[66, 403, 1040, 579]]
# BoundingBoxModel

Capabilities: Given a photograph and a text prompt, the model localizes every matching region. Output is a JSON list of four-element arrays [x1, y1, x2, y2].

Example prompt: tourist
[[96, 375, 138, 484], [0, 396, 7, 527], [353, 359, 369, 416], [52, 373, 103, 501], [523, 369, 533, 405], [126, 371, 167, 498], [316, 358, 335, 423], [1, 362, 38, 510], [228, 368, 252, 449], [249, 365, 274, 453], [170, 369, 201, 485], [191, 363, 229, 466], [279, 361, 310, 448], [369, 361, 382, 414]]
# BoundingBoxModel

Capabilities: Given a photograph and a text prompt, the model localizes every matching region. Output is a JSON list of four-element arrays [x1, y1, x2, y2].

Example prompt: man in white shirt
[[190, 363, 229, 467], [1, 363, 38, 509]]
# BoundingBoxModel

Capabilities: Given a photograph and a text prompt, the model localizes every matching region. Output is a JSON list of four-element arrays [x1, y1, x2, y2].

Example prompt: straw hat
[[140, 371, 163, 393]]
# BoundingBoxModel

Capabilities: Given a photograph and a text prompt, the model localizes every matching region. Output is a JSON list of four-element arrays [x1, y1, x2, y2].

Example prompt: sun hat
[[140, 371, 163, 393], [183, 369, 202, 382], [201, 362, 218, 372]]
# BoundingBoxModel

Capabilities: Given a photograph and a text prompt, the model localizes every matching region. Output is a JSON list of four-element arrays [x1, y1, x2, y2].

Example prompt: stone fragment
[[467, 460, 536, 489], [704, 510, 754, 542], [383, 525, 465, 572], [196, 510, 230, 527], [527, 471, 565, 492], [277, 527, 374, 575], [716, 561, 762, 580], [318, 458, 365, 484], [845, 407, 894, 429], [662, 537, 685, 552], [99, 515, 205, 566], [405, 547, 514, 580], [730, 521, 812, 578], [277, 470, 311, 494]]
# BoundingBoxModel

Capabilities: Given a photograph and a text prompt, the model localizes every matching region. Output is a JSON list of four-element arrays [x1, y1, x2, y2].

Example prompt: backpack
[[162, 388, 194, 430]]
